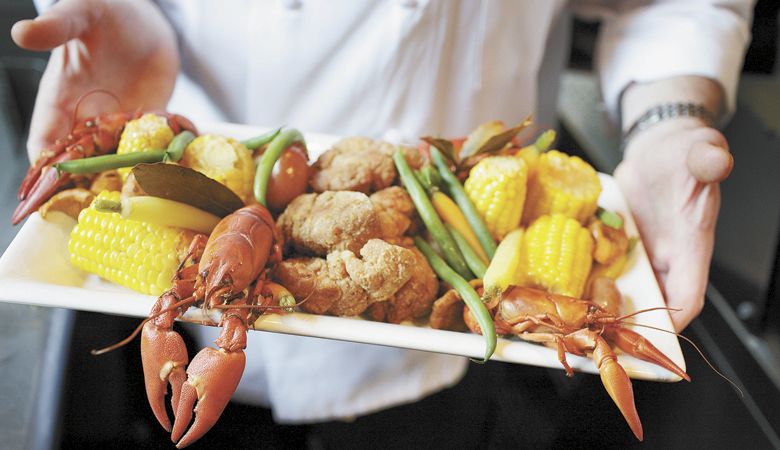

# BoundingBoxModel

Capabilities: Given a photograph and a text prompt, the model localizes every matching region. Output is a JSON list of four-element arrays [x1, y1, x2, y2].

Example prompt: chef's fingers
[[11, 0, 104, 51]]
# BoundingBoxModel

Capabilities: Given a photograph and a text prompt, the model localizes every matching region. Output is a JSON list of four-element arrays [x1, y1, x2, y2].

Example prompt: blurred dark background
[[0, 1, 778, 449]]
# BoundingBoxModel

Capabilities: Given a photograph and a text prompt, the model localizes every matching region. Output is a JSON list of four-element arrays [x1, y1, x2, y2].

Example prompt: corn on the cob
[[515, 129, 556, 174], [464, 156, 528, 240], [116, 114, 175, 180], [518, 214, 593, 298], [180, 134, 255, 203], [94, 195, 221, 234], [482, 227, 524, 303], [522, 150, 601, 225], [68, 191, 196, 296]]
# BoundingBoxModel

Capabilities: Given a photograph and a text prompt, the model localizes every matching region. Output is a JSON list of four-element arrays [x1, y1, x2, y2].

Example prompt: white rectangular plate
[[0, 122, 685, 382]]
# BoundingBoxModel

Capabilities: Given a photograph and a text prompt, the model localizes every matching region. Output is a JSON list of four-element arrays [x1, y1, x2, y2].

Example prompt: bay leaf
[[459, 121, 505, 158], [132, 163, 244, 217], [421, 136, 457, 165], [470, 116, 533, 157]]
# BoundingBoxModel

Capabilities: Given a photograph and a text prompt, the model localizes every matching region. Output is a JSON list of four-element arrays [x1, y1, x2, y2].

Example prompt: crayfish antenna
[[622, 321, 744, 397]]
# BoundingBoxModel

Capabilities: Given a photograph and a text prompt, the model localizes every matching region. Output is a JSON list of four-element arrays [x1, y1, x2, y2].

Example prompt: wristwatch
[[621, 102, 716, 151]]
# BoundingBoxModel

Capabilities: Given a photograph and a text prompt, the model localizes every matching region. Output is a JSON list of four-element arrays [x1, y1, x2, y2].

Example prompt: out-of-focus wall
[[0, 0, 47, 252]]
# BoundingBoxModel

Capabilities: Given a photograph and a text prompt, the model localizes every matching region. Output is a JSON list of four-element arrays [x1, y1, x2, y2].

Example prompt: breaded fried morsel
[[338, 239, 416, 302], [310, 137, 424, 194], [429, 280, 482, 331], [370, 186, 416, 239], [277, 191, 382, 255], [369, 246, 439, 324], [275, 186, 434, 322], [277, 189, 418, 256], [274, 239, 418, 317]]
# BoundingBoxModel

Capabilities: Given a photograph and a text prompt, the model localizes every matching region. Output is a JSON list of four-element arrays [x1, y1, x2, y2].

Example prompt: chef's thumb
[[686, 131, 733, 184], [11, 0, 103, 51]]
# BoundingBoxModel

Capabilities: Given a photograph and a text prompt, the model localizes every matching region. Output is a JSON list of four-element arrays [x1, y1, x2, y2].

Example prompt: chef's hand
[[615, 117, 732, 332], [11, 0, 179, 163]]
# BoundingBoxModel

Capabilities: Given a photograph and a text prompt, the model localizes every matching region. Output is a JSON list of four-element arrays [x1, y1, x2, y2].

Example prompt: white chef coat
[[156, 0, 752, 423], [35, 0, 753, 423]]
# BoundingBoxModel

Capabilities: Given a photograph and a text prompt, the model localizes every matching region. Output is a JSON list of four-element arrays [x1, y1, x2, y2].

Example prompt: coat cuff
[[596, 3, 752, 124]]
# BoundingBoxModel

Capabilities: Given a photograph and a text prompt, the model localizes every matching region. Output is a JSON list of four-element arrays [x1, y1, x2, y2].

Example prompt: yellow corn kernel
[[518, 214, 593, 298], [464, 156, 528, 240], [179, 134, 255, 203], [522, 150, 601, 225], [68, 191, 196, 296], [116, 114, 175, 180]]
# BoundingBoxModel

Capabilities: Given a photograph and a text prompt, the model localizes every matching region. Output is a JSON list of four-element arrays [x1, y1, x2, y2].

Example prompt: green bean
[[93, 198, 122, 214], [447, 224, 487, 279], [533, 129, 556, 152], [254, 129, 304, 206], [242, 127, 282, 150], [414, 236, 496, 362], [414, 165, 441, 193], [163, 131, 196, 162], [55, 150, 166, 174], [55, 130, 196, 174], [597, 207, 624, 229], [393, 149, 472, 279], [430, 148, 497, 259]]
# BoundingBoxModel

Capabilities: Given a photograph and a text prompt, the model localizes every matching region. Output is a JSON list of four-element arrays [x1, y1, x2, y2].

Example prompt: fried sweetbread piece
[[310, 137, 424, 194], [429, 280, 482, 331], [381, 247, 438, 323], [276, 254, 372, 316], [310, 137, 395, 193], [428, 288, 468, 331], [39, 188, 95, 221], [323, 252, 373, 316], [273, 257, 340, 315], [370, 186, 416, 239], [274, 239, 418, 317], [277, 191, 382, 255], [338, 239, 416, 302]]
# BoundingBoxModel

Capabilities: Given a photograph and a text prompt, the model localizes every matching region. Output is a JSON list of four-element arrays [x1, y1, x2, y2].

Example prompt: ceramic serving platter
[[0, 122, 685, 382]]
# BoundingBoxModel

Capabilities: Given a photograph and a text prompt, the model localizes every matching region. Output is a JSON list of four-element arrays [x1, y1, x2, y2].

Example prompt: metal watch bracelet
[[621, 102, 716, 152]]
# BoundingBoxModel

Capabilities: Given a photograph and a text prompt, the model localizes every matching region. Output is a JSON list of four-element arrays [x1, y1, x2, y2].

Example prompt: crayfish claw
[[593, 335, 643, 441], [141, 322, 189, 432], [12, 157, 71, 225], [140, 293, 190, 432], [605, 328, 690, 382], [172, 347, 246, 448]]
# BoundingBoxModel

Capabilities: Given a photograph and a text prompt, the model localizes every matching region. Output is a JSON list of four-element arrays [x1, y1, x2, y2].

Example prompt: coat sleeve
[[573, 0, 754, 122]]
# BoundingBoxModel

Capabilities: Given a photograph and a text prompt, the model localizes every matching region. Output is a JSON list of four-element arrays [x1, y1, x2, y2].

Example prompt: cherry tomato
[[266, 144, 309, 212]]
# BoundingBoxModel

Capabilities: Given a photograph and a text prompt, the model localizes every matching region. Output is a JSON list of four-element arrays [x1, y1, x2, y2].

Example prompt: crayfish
[[463, 282, 689, 441], [13, 108, 196, 225], [94, 204, 284, 448]]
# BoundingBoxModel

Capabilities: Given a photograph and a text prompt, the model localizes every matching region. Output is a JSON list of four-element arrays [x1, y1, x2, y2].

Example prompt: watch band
[[621, 102, 716, 151]]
